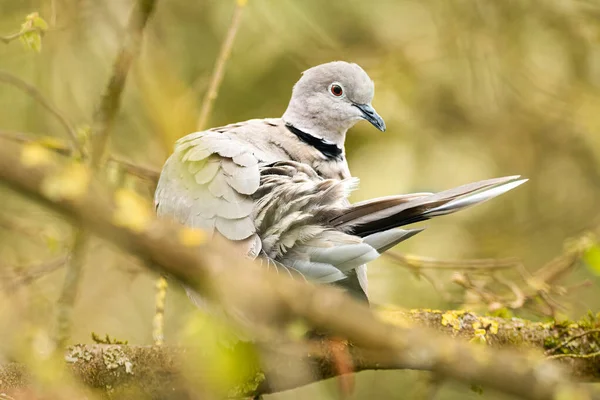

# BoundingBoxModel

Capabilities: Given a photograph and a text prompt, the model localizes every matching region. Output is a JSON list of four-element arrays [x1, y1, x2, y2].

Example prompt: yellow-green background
[[1, 1, 600, 398]]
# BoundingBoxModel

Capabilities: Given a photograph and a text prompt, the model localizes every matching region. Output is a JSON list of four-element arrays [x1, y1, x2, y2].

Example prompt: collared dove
[[155, 61, 526, 304]]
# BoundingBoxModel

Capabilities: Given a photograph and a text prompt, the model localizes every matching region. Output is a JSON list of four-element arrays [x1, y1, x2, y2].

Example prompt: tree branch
[[108, 156, 160, 183], [0, 129, 160, 183], [0, 138, 598, 400], [1, 307, 600, 398], [1, 255, 69, 291], [385, 251, 521, 270], [196, 0, 247, 130], [0, 27, 44, 44], [89, 0, 158, 167], [55, 0, 158, 347], [386, 234, 593, 317]]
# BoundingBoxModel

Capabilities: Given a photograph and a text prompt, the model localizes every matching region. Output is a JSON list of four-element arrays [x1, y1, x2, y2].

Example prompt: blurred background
[[1, 0, 600, 398]]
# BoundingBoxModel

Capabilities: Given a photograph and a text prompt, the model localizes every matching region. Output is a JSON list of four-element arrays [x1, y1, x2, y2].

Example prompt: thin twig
[[453, 272, 497, 304], [492, 273, 526, 309], [0, 130, 72, 155], [50, 0, 58, 27], [386, 232, 591, 317], [0, 27, 44, 44], [0, 71, 83, 156], [419, 269, 452, 301], [385, 251, 521, 270], [531, 249, 582, 286], [0, 130, 160, 182], [2, 255, 69, 292], [545, 329, 600, 356], [561, 280, 593, 294], [108, 156, 160, 182], [55, 233, 88, 347], [0, 214, 49, 240], [547, 351, 600, 360], [89, 0, 158, 167], [196, 0, 247, 130]]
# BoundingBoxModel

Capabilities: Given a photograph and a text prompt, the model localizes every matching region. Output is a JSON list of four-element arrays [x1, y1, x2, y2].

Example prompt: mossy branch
[[1, 310, 600, 398]]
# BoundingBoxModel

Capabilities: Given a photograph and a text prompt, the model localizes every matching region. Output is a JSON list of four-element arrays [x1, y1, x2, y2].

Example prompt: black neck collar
[[285, 123, 343, 161]]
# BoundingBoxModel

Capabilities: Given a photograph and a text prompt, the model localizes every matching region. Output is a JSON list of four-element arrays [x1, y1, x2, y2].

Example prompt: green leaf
[[18, 12, 47, 53], [583, 244, 600, 276], [180, 312, 260, 396], [24, 12, 48, 31], [31, 15, 48, 31], [20, 31, 42, 52]]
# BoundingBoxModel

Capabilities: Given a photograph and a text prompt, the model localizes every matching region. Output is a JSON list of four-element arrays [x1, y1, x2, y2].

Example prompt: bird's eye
[[329, 83, 344, 97]]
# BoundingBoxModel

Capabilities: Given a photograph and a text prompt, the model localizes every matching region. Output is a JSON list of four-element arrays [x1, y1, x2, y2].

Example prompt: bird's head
[[282, 61, 386, 147]]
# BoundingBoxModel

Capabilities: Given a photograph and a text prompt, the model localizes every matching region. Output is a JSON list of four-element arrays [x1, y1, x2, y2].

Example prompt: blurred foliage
[[1, 0, 600, 399], [584, 242, 600, 275], [19, 12, 48, 52]]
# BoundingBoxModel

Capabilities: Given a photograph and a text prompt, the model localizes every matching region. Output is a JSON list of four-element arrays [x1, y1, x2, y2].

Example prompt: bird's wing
[[155, 122, 275, 258]]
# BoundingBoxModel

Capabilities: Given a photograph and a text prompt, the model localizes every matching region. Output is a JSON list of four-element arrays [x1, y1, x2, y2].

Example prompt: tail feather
[[332, 193, 432, 227], [362, 228, 424, 253], [425, 178, 528, 217], [333, 176, 526, 237]]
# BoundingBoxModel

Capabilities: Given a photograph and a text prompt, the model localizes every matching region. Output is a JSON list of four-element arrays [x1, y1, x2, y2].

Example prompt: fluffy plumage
[[155, 61, 525, 303]]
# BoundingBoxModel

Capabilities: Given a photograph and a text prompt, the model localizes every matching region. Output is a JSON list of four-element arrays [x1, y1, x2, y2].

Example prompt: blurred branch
[[196, 0, 247, 130], [0, 130, 160, 183], [108, 156, 160, 183], [55, 0, 158, 347], [0, 27, 44, 44], [529, 235, 590, 287], [89, 0, 157, 167], [0, 138, 598, 400], [385, 251, 521, 270], [0, 71, 82, 156], [0, 130, 72, 156], [386, 234, 592, 317], [55, 232, 88, 347], [2, 309, 600, 398], [0, 213, 50, 240], [1, 255, 69, 291]]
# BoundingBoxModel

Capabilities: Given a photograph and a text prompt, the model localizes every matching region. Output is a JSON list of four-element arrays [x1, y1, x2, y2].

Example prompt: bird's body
[[155, 117, 370, 298], [155, 61, 525, 303]]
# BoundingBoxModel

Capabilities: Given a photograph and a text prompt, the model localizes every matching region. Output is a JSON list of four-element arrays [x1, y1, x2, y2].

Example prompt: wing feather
[[193, 158, 220, 184], [155, 129, 261, 242]]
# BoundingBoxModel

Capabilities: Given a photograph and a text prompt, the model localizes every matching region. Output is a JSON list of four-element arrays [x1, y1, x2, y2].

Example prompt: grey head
[[282, 61, 386, 148]]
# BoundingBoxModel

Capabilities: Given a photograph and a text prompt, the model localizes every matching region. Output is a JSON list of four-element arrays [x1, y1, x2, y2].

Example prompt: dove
[[154, 61, 526, 305]]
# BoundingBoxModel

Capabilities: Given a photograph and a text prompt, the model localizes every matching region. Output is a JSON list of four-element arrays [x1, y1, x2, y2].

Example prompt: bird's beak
[[354, 103, 386, 132]]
